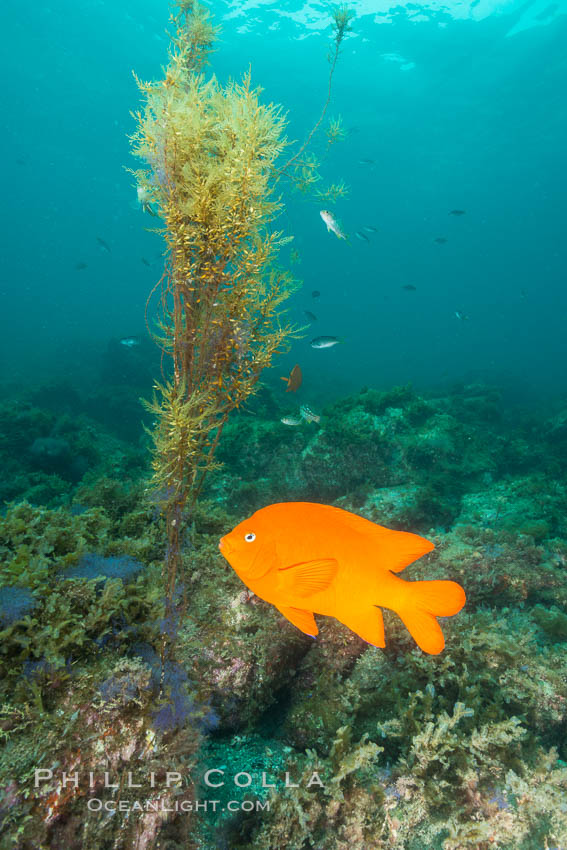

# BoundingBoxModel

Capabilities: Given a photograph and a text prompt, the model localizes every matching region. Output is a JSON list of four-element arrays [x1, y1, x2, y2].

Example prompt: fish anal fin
[[279, 558, 338, 597], [396, 609, 445, 655], [337, 606, 385, 647], [276, 605, 318, 636]]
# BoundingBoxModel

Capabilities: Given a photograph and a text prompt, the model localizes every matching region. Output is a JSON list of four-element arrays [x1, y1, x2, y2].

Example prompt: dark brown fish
[[280, 364, 302, 392], [96, 236, 111, 253]]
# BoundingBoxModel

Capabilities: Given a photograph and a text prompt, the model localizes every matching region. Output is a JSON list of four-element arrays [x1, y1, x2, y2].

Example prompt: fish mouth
[[219, 536, 230, 555]]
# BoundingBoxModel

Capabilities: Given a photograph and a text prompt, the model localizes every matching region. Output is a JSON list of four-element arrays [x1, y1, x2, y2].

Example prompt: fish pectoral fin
[[280, 376, 289, 382], [276, 605, 318, 636], [278, 558, 338, 597]]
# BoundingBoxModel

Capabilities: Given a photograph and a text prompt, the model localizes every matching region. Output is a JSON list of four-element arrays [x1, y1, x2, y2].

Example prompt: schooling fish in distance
[[434, 237, 448, 244], [303, 310, 317, 322], [310, 336, 342, 349], [75, 262, 88, 270], [311, 290, 321, 299], [402, 284, 417, 291], [219, 502, 466, 654], [120, 336, 141, 348], [449, 209, 466, 216], [355, 231, 370, 243], [455, 311, 469, 321], [363, 225, 378, 233]]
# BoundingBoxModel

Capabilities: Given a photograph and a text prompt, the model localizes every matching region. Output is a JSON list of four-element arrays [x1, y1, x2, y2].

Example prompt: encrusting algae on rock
[[2, 383, 567, 848]]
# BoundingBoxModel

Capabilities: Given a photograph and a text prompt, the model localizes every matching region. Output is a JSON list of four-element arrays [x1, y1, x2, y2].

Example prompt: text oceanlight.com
[[86, 798, 270, 813]]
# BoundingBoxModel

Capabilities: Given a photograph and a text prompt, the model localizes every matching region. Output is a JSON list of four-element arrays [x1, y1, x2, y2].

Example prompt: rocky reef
[[1, 379, 567, 849]]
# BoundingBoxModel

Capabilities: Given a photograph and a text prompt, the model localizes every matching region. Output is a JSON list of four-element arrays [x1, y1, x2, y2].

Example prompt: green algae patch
[[2, 379, 567, 848], [533, 604, 567, 642]]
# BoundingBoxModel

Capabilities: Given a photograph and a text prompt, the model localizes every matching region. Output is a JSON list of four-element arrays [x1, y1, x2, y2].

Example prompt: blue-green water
[[2, 0, 566, 399]]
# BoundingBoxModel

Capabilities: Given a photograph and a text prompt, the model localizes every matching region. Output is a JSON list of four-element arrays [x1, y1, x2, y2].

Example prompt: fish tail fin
[[394, 580, 466, 655]]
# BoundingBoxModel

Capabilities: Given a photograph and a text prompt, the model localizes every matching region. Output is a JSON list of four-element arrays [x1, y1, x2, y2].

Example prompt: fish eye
[[244, 532, 256, 543]]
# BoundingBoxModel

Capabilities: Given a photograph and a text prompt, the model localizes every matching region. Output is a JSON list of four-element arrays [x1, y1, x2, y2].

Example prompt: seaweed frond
[[131, 5, 299, 613]]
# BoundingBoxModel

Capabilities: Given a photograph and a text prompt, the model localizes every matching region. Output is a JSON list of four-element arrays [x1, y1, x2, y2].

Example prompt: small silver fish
[[320, 210, 346, 240], [300, 405, 320, 424], [310, 336, 342, 349], [355, 231, 370, 242], [281, 415, 303, 426], [454, 311, 469, 321], [363, 225, 378, 233], [120, 336, 141, 347], [137, 185, 157, 216]]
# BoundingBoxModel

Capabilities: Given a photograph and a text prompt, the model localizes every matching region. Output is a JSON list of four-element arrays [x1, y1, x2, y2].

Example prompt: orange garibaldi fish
[[280, 364, 302, 392], [219, 502, 466, 655]]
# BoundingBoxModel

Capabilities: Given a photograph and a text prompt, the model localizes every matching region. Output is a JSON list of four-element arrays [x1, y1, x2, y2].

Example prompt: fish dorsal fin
[[337, 509, 434, 572], [278, 558, 338, 596], [276, 605, 318, 636], [376, 529, 435, 573]]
